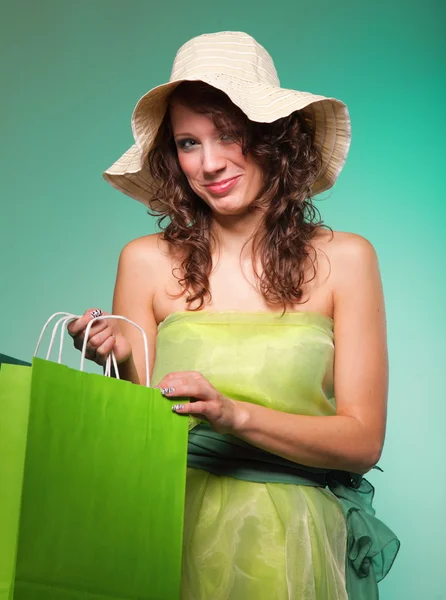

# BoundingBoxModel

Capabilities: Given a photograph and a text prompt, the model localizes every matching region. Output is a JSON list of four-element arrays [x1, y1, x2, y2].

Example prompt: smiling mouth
[[204, 176, 241, 195]]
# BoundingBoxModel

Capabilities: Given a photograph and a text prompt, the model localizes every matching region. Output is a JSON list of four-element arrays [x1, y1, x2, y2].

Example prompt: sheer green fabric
[[152, 311, 399, 600], [188, 425, 400, 600]]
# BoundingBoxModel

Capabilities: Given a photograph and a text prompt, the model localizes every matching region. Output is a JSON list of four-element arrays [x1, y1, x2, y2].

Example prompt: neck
[[210, 208, 265, 258]]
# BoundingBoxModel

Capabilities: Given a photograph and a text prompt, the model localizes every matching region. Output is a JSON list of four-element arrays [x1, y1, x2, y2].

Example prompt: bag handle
[[34, 312, 79, 358], [81, 315, 150, 387], [38, 314, 126, 379], [104, 350, 119, 379], [35, 312, 151, 387]]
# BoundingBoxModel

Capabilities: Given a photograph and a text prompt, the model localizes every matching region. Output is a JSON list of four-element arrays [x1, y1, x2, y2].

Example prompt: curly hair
[[147, 81, 328, 310]]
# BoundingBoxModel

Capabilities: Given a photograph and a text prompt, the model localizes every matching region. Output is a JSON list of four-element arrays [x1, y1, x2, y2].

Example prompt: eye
[[220, 134, 235, 143], [176, 138, 198, 151]]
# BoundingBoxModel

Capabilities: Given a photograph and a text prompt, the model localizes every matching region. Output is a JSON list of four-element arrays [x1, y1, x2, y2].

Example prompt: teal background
[[1, 1, 444, 597]]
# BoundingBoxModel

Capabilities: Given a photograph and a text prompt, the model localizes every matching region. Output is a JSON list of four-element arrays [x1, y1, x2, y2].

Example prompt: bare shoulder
[[119, 232, 167, 263], [314, 229, 377, 260], [118, 232, 173, 275], [313, 229, 379, 281], [315, 230, 385, 324]]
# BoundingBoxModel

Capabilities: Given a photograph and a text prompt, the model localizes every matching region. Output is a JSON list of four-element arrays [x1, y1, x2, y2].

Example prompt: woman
[[69, 31, 399, 599]]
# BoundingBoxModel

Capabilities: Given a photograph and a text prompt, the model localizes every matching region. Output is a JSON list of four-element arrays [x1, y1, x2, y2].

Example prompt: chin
[[207, 195, 253, 216], [213, 204, 249, 217]]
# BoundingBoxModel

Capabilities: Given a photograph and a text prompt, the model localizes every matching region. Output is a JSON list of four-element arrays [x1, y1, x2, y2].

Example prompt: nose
[[202, 142, 226, 176]]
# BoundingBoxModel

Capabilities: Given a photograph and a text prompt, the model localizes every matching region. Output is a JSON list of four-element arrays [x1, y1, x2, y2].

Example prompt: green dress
[[151, 311, 399, 600]]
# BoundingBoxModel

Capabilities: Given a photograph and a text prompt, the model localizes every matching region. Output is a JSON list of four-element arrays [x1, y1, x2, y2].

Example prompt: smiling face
[[169, 102, 264, 217]]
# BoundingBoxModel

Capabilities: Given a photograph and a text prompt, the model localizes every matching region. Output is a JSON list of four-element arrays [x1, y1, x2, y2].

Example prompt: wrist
[[230, 399, 251, 435]]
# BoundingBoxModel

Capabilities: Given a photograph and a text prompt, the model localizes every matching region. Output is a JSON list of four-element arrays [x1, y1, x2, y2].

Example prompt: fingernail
[[162, 387, 175, 395], [171, 404, 184, 412], [152, 385, 161, 390]]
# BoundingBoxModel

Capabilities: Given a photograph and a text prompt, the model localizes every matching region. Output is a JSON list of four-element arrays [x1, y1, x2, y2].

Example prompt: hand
[[67, 309, 132, 367], [157, 371, 242, 434]]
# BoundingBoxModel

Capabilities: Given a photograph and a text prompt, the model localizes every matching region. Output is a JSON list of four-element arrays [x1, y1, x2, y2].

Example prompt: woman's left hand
[[156, 371, 241, 434]]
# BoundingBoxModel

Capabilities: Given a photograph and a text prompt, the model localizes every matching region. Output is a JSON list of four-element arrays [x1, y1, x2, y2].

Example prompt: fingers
[[70, 321, 108, 350], [171, 401, 207, 414], [88, 329, 116, 364], [157, 371, 205, 393], [80, 333, 116, 365], [68, 309, 108, 337], [67, 308, 116, 365], [156, 371, 216, 418], [155, 371, 237, 434], [158, 379, 212, 401], [89, 327, 113, 350], [93, 335, 116, 366]]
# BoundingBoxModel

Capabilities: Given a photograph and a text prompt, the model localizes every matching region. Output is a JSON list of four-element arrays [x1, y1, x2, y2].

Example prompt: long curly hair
[[147, 81, 328, 310]]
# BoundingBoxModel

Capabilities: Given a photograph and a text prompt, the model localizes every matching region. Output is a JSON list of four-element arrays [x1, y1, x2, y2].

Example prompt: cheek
[[177, 153, 198, 180], [245, 157, 264, 187], [233, 148, 261, 181]]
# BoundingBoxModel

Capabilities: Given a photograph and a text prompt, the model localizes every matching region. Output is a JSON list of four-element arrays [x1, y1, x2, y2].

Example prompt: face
[[170, 103, 264, 216]]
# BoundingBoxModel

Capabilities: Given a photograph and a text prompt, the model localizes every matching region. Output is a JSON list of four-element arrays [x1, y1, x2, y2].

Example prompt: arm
[[111, 236, 159, 385], [161, 234, 388, 474], [232, 235, 387, 473], [68, 235, 163, 385]]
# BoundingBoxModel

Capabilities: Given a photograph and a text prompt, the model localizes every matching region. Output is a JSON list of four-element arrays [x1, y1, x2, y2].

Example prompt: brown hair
[[147, 81, 327, 310]]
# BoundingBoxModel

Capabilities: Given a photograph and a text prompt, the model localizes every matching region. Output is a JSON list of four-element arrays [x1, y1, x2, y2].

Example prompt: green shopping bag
[[0, 313, 188, 600], [0, 363, 32, 600], [0, 355, 31, 368]]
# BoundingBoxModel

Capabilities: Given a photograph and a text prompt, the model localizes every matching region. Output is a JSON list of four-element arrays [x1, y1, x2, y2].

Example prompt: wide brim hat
[[103, 31, 351, 209]]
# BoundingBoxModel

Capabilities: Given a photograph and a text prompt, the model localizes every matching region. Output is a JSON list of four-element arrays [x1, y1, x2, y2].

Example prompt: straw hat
[[103, 31, 351, 208]]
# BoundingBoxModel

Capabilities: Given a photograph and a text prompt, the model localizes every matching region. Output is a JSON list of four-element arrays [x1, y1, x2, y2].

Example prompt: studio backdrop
[[1, 1, 444, 599]]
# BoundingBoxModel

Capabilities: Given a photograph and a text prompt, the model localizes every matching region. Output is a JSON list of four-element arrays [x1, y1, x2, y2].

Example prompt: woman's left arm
[[159, 234, 388, 475]]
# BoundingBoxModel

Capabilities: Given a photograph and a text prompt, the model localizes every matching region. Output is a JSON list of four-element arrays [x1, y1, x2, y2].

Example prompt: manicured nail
[[171, 404, 184, 412], [161, 387, 175, 395]]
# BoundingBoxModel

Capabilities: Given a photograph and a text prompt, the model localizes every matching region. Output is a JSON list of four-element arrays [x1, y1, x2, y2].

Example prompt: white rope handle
[[57, 316, 78, 363], [53, 313, 120, 377], [111, 351, 120, 379], [57, 315, 119, 371], [104, 351, 120, 380], [34, 312, 79, 358], [81, 315, 150, 387], [50, 315, 84, 362], [105, 353, 111, 378]]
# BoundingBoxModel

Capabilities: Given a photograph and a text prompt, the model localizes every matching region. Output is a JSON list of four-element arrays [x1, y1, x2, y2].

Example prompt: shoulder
[[311, 229, 382, 306], [119, 232, 164, 259], [314, 229, 379, 272], [114, 233, 174, 307], [118, 232, 171, 270]]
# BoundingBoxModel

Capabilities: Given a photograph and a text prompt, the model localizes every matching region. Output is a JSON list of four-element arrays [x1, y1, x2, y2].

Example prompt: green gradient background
[[1, 1, 445, 598]]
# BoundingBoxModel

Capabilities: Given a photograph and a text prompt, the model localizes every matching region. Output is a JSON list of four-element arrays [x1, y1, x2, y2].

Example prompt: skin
[[69, 103, 388, 475]]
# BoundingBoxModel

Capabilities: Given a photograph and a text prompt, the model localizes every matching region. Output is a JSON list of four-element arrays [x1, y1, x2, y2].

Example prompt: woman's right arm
[[68, 236, 160, 386], [111, 237, 159, 385]]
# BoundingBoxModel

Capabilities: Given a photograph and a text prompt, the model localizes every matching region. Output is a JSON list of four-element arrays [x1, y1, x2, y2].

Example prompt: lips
[[204, 175, 241, 195]]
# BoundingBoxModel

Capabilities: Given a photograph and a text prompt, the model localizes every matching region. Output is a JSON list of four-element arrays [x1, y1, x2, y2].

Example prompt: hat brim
[[103, 74, 351, 208]]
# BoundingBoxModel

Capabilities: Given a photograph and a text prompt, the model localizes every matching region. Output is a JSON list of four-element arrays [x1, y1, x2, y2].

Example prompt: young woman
[[69, 31, 399, 599]]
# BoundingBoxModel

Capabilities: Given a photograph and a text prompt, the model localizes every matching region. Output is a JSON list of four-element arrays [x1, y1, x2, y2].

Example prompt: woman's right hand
[[67, 309, 132, 367]]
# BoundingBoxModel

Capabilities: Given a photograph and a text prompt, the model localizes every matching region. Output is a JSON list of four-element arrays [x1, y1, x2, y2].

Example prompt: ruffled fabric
[[327, 476, 400, 599]]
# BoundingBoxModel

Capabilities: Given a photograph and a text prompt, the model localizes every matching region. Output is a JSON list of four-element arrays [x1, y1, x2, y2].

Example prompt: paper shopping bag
[[0, 357, 188, 600], [0, 364, 32, 600], [0, 355, 31, 368]]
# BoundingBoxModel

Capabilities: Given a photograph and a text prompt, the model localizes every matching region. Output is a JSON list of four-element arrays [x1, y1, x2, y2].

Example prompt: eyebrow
[[173, 132, 196, 139]]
